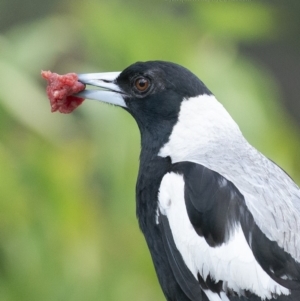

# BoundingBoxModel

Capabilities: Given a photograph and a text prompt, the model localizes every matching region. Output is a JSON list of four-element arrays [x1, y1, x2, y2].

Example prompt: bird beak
[[75, 72, 127, 108]]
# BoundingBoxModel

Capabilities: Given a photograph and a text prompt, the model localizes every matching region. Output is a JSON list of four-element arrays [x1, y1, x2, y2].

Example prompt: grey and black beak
[[75, 72, 127, 107]]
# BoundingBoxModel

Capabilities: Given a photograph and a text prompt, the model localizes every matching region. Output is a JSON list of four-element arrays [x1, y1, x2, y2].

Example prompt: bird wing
[[158, 161, 300, 299], [186, 144, 300, 264]]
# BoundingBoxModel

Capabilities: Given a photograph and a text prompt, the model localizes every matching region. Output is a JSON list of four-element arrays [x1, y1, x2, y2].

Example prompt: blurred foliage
[[0, 1, 300, 301]]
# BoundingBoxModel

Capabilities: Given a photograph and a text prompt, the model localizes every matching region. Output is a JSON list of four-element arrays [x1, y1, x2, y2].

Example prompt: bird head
[[76, 61, 211, 138]]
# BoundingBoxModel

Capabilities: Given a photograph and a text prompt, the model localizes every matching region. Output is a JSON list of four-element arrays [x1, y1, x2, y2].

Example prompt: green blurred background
[[0, 1, 300, 300]]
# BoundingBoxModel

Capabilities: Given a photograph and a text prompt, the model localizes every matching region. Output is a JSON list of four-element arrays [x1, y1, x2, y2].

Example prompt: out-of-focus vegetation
[[0, 1, 300, 300]]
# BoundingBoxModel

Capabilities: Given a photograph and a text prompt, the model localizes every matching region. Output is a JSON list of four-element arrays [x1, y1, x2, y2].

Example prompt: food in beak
[[41, 71, 86, 114]]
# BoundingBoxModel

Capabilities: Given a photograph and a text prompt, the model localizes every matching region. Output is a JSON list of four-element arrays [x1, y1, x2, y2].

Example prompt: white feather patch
[[158, 172, 290, 300], [203, 290, 223, 301]]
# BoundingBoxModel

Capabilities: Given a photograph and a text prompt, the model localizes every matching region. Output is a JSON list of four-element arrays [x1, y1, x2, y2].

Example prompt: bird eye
[[134, 77, 150, 92]]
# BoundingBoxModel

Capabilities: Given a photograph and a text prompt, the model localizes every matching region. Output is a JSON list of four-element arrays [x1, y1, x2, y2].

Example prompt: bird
[[75, 61, 300, 301]]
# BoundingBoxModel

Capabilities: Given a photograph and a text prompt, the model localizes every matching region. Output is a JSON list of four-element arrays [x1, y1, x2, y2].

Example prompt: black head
[[77, 61, 212, 148], [115, 61, 211, 131]]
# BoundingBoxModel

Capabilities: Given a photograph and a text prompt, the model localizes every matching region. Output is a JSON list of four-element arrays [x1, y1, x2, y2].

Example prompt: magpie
[[76, 61, 300, 301]]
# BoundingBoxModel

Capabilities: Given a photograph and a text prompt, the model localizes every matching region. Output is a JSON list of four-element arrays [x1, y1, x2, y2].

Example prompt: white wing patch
[[158, 172, 290, 300]]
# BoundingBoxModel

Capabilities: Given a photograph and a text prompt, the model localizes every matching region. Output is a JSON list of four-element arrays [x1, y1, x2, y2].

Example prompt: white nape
[[158, 94, 243, 163]]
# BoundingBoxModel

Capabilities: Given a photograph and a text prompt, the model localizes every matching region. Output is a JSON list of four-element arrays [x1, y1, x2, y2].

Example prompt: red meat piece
[[41, 71, 85, 114]]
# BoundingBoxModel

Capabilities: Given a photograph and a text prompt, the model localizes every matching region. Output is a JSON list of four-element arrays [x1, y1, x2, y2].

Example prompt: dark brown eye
[[134, 77, 150, 92]]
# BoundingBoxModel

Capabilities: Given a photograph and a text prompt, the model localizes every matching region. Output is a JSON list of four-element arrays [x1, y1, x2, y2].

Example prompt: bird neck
[[158, 94, 244, 163], [136, 127, 173, 231]]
